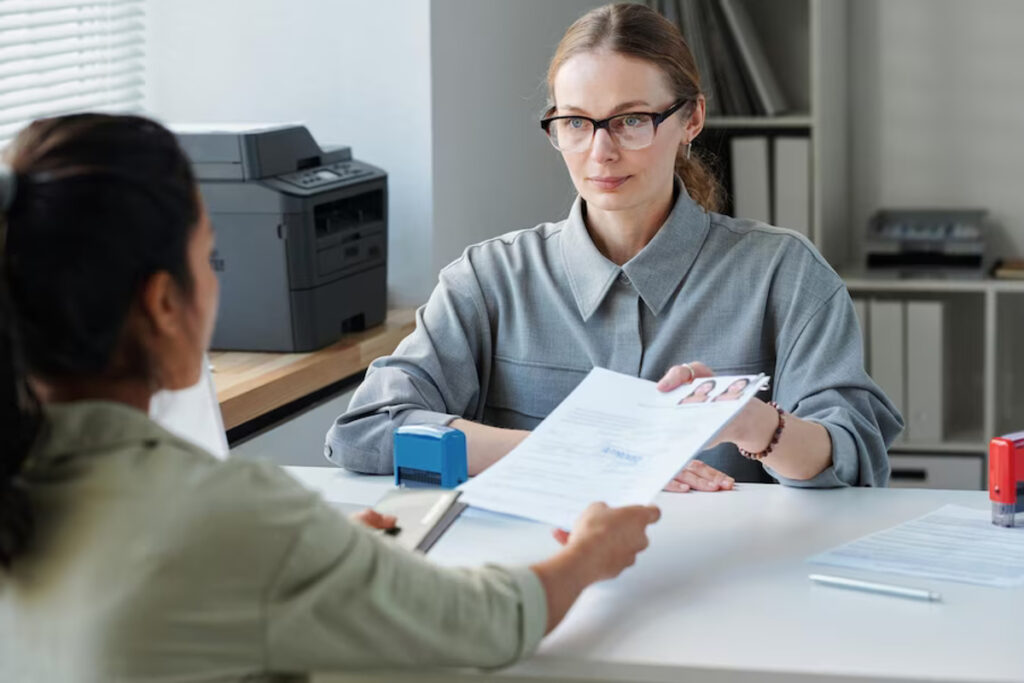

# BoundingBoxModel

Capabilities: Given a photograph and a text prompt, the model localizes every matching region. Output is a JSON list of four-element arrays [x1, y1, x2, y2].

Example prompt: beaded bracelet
[[738, 401, 785, 461]]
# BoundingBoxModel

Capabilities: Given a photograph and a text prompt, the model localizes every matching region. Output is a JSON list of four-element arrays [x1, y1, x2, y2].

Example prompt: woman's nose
[[589, 127, 619, 163]]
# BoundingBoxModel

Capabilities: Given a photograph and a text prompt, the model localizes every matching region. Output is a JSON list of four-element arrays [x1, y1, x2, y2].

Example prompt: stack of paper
[[810, 505, 1024, 588]]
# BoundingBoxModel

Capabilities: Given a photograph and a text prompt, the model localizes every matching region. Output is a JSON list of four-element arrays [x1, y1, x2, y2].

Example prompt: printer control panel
[[280, 162, 374, 190]]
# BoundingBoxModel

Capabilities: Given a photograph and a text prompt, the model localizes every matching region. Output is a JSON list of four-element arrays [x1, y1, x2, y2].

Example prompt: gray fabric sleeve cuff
[[398, 409, 460, 429], [764, 419, 855, 488]]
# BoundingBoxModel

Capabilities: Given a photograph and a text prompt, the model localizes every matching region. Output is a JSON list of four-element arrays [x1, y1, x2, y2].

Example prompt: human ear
[[138, 271, 200, 391], [683, 94, 706, 144], [139, 270, 183, 340]]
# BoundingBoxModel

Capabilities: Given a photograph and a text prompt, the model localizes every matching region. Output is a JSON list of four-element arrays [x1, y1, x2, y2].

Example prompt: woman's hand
[[656, 361, 714, 391], [350, 508, 398, 531], [532, 502, 660, 633], [660, 361, 833, 481], [550, 502, 661, 579], [659, 360, 773, 456], [664, 460, 734, 492], [656, 361, 735, 492]]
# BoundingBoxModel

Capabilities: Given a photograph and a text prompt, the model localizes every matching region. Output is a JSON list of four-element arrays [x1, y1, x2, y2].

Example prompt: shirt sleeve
[[264, 492, 547, 672], [325, 257, 493, 473], [768, 285, 904, 487]]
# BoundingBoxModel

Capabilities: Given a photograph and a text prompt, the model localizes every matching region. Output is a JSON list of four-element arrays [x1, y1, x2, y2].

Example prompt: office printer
[[864, 209, 987, 278], [175, 123, 387, 352]]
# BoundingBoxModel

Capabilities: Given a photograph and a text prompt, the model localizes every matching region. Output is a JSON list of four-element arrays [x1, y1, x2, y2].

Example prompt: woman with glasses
[[329, 3, 901, 489], [0, 114, 660, 681]]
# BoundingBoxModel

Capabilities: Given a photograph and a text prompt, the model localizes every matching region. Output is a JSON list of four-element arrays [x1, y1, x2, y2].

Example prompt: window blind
[[0, 0, 144, 149]]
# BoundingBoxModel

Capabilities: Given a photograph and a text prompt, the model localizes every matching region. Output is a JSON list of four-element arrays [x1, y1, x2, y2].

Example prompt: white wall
[[429, 0, 609, 275], [849, 0, 1024, 259], [145, 0, 435, 307], [147, 0, 622, 304]]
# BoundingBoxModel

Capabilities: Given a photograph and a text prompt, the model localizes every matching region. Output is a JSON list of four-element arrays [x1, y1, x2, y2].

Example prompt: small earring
[[686, 142, 692, 160]]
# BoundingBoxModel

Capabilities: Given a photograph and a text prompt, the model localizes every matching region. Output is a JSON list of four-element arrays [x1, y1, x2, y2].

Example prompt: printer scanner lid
[[172, 123, 351, 181]]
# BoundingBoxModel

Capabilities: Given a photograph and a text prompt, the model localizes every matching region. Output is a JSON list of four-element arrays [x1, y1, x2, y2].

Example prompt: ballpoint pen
[[809, 573, 943, 602]]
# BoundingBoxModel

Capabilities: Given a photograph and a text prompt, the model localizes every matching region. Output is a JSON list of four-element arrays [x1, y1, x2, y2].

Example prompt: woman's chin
[[580, 189, 641, 213]]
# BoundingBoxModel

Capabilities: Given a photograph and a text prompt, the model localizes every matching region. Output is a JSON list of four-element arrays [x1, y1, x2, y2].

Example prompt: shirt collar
[[26, 400, 169, 469], [560, 178, 711, 321]]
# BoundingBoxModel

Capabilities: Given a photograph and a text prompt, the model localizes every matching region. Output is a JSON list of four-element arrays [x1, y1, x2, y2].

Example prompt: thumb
[[644, 505, 661, 524]]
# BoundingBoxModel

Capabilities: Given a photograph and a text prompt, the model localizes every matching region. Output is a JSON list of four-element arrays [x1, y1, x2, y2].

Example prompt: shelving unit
[[671, 0, 1019, 489], [690, 0, 850, 266], [845, 276, 1024, 489]]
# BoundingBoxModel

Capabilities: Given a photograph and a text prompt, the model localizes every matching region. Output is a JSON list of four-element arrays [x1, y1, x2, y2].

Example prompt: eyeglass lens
[[549, 114, 656, 152]]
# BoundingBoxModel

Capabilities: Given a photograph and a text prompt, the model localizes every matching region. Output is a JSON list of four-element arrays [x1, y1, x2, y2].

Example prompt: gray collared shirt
[[327, 185, 903, 487]]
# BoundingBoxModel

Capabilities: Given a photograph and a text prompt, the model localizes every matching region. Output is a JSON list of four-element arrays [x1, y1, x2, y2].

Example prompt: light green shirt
[[0, 401, 546, 682]]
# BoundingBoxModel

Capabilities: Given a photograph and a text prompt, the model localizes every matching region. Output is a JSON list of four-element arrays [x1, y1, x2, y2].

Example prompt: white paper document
[[809, 504, 1024, 588], [458, 367, 768, 528]]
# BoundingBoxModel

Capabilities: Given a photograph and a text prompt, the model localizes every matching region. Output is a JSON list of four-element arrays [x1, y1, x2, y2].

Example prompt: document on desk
[[809, 504, 1024, 588], [458, 367, 768, 529]]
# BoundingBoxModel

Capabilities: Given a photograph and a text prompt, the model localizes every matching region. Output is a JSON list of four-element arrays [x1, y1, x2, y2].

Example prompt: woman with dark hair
[[678, 379, 716, 405], [330, 3, 902, 489], [0, 114, 659, 682]]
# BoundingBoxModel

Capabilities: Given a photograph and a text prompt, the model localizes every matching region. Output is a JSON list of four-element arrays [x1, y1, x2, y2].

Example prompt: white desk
[[285, 467, 1023, 683]]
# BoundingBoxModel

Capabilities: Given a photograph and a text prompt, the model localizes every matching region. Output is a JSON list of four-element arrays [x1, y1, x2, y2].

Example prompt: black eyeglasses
[[540, 99, 692, 153]]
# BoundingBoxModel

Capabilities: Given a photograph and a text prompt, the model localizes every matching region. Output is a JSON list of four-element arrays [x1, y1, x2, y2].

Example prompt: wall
[[145, 0, 435, 307], [146, 0, 616, 306], [429, 0, 610, 275], [849, 0, 1024, 260]]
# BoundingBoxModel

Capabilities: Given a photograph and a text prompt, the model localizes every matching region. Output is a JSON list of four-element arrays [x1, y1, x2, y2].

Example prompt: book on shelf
[[717, 0, 789, 116], [905, 301, 945, 443], [653, 0, 789, 117], [676, 0, 720, 116], [868, 300, 905, 444], [852, 298, 870, 371], [730, 136, 771, 223], [705, 0, 758, 116], [991, 259, 1024, 279], [772, 136, 811, 236]]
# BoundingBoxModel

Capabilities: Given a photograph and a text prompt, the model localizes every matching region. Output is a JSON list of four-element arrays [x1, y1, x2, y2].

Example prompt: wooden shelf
[[704, 114, 813, 129], [210, 309, 416, 430], [889, 423, 987, 455], [889, 438, 987, 456], [842, 274, 1024, 294]]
